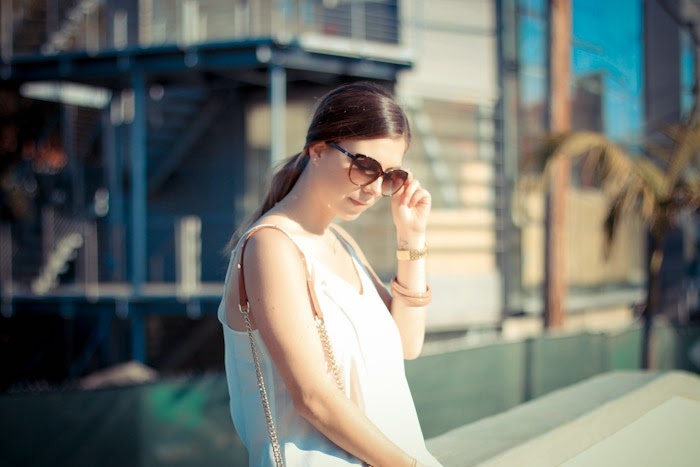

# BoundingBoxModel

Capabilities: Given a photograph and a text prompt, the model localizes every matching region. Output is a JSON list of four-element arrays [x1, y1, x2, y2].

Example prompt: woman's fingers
[[392, 177, 431, 233]]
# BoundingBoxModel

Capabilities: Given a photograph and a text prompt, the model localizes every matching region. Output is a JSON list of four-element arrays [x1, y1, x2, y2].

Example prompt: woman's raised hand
[[391, 176, 431, 245]]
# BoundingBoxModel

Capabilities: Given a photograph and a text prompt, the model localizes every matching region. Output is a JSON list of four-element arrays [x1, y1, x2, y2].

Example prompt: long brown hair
[[226, 81, 410, 251]]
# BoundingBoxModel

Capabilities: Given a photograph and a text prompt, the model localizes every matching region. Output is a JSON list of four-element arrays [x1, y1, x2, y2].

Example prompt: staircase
[[146, 86, 234, 194], [33, 206, 92, 294], [8, 101, 102, 294], [31, 230, 84, 295]]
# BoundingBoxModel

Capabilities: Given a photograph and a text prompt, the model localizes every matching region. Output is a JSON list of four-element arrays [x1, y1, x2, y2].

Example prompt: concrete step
[[427, 371, 700, 466]]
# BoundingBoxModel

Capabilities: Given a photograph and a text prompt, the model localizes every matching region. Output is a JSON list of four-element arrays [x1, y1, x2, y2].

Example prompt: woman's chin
[[338, 211, 363, 222]]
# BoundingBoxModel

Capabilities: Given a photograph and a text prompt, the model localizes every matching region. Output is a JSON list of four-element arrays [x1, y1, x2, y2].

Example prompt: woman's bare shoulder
[[224, 221, 310, 330], [240, 222, 302, 265]]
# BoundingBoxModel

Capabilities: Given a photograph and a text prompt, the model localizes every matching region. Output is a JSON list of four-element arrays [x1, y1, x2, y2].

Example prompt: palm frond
[[519, 127, 700, 244], [603, 194, 624, 259], [645, 142, 674, 165], [664, 122, 700, 193], [634, 159, 667, 198], [520, 132, 571, 173], [659, 123, 687, 143]]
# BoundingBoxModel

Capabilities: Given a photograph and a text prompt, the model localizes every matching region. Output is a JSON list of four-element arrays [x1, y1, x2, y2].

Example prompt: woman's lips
[[349, 198, 370, 207]]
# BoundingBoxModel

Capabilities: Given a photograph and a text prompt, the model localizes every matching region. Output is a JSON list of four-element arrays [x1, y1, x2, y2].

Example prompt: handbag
[[237, 224, 344, 467]]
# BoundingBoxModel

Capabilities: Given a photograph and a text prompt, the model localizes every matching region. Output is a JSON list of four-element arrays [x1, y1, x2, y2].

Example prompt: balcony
[[1, 0, 409, 63]]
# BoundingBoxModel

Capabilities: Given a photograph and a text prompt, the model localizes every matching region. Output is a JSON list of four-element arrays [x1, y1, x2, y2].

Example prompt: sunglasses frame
[[328, 142, 408, 197]]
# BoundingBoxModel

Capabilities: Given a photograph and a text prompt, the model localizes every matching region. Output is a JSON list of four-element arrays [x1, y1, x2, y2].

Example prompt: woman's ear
[[307, 142, 326, 160]]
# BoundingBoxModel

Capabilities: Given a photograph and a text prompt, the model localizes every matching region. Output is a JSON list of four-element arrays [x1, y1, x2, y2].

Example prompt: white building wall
[[397, 0, 498, 105], [395, 0, 502, 330]]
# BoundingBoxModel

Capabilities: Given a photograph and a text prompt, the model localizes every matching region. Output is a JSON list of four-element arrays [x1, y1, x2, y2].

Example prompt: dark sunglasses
[[328, 142, 409, 197]]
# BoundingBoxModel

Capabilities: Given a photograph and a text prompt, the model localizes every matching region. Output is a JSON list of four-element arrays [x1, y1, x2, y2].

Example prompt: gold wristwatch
[[396, 245, 428, 261]]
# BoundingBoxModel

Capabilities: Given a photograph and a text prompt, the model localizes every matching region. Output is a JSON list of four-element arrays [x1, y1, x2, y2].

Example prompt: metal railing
[[1, 0, 402, 59]]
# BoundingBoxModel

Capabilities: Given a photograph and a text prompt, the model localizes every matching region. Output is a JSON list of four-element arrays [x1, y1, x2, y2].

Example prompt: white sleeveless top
[[218, 225, 441, 466]]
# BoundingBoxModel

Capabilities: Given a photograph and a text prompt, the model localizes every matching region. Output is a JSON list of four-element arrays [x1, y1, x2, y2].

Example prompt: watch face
[[396, 246, 428, 261]]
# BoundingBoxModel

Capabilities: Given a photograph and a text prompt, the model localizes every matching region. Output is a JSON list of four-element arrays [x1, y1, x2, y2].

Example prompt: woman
[[218, 81, 442, 466]]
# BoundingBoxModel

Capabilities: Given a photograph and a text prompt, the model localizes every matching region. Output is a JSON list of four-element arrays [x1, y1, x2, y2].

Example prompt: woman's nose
[[363, 176, 384, 197]]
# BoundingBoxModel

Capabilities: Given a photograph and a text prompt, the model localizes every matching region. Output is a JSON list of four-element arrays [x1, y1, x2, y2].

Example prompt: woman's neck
[[269, 183, 334, 236]]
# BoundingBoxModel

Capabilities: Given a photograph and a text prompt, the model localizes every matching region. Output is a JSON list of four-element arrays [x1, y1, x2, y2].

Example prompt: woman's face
[[309, 137, 407, 221]]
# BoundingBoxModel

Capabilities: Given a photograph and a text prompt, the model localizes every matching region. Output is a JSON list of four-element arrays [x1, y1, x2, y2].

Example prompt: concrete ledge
[[426, 370, 700, 466]]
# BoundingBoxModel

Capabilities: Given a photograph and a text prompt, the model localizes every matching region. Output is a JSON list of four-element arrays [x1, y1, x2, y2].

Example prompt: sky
[[518, 0, 645, 144]]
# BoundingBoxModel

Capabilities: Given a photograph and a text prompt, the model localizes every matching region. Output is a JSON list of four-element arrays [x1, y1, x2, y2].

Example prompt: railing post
[[176, 215, 201, 298], [42, 206, 56, 261], [105, 97, 126, 281], [269, 63, 287, 166], [129, 74, 147, 296], [181, 0, 200, 45], [112, 8, 129, 50], [350, 0, 366, 42], [83, 221, 99, 300], [86, 5, 99, 55]]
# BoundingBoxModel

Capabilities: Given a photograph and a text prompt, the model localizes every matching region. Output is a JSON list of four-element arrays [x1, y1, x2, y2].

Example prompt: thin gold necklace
[[325, 228, 341, 255]]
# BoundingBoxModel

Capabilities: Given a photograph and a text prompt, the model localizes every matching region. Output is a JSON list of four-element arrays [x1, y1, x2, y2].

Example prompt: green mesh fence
[[0, 374, 247, 467], [2, 323, 699, 466]]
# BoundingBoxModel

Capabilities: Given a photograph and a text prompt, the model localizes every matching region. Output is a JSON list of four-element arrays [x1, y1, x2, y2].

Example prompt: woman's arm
[[389, 177, 431, 359], [239, 228, 416, 467]]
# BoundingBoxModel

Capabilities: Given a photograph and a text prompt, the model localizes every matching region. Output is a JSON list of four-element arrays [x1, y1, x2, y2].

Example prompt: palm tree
[[517, 119, 700, 368]]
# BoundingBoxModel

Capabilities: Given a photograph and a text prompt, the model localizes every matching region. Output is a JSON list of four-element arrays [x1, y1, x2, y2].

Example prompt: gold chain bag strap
[[237, 225, 345, 467]]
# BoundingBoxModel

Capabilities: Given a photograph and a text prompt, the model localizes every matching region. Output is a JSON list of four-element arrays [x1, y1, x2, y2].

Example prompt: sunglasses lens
[[349, 156, 382, 186], [383, 170, 409, 196], [348, 153, 408, 196]]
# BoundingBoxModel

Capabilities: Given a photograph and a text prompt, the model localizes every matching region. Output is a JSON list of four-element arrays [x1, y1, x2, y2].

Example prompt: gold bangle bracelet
[[390, 276, 432, 306], [396, 245, 428, 261]]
